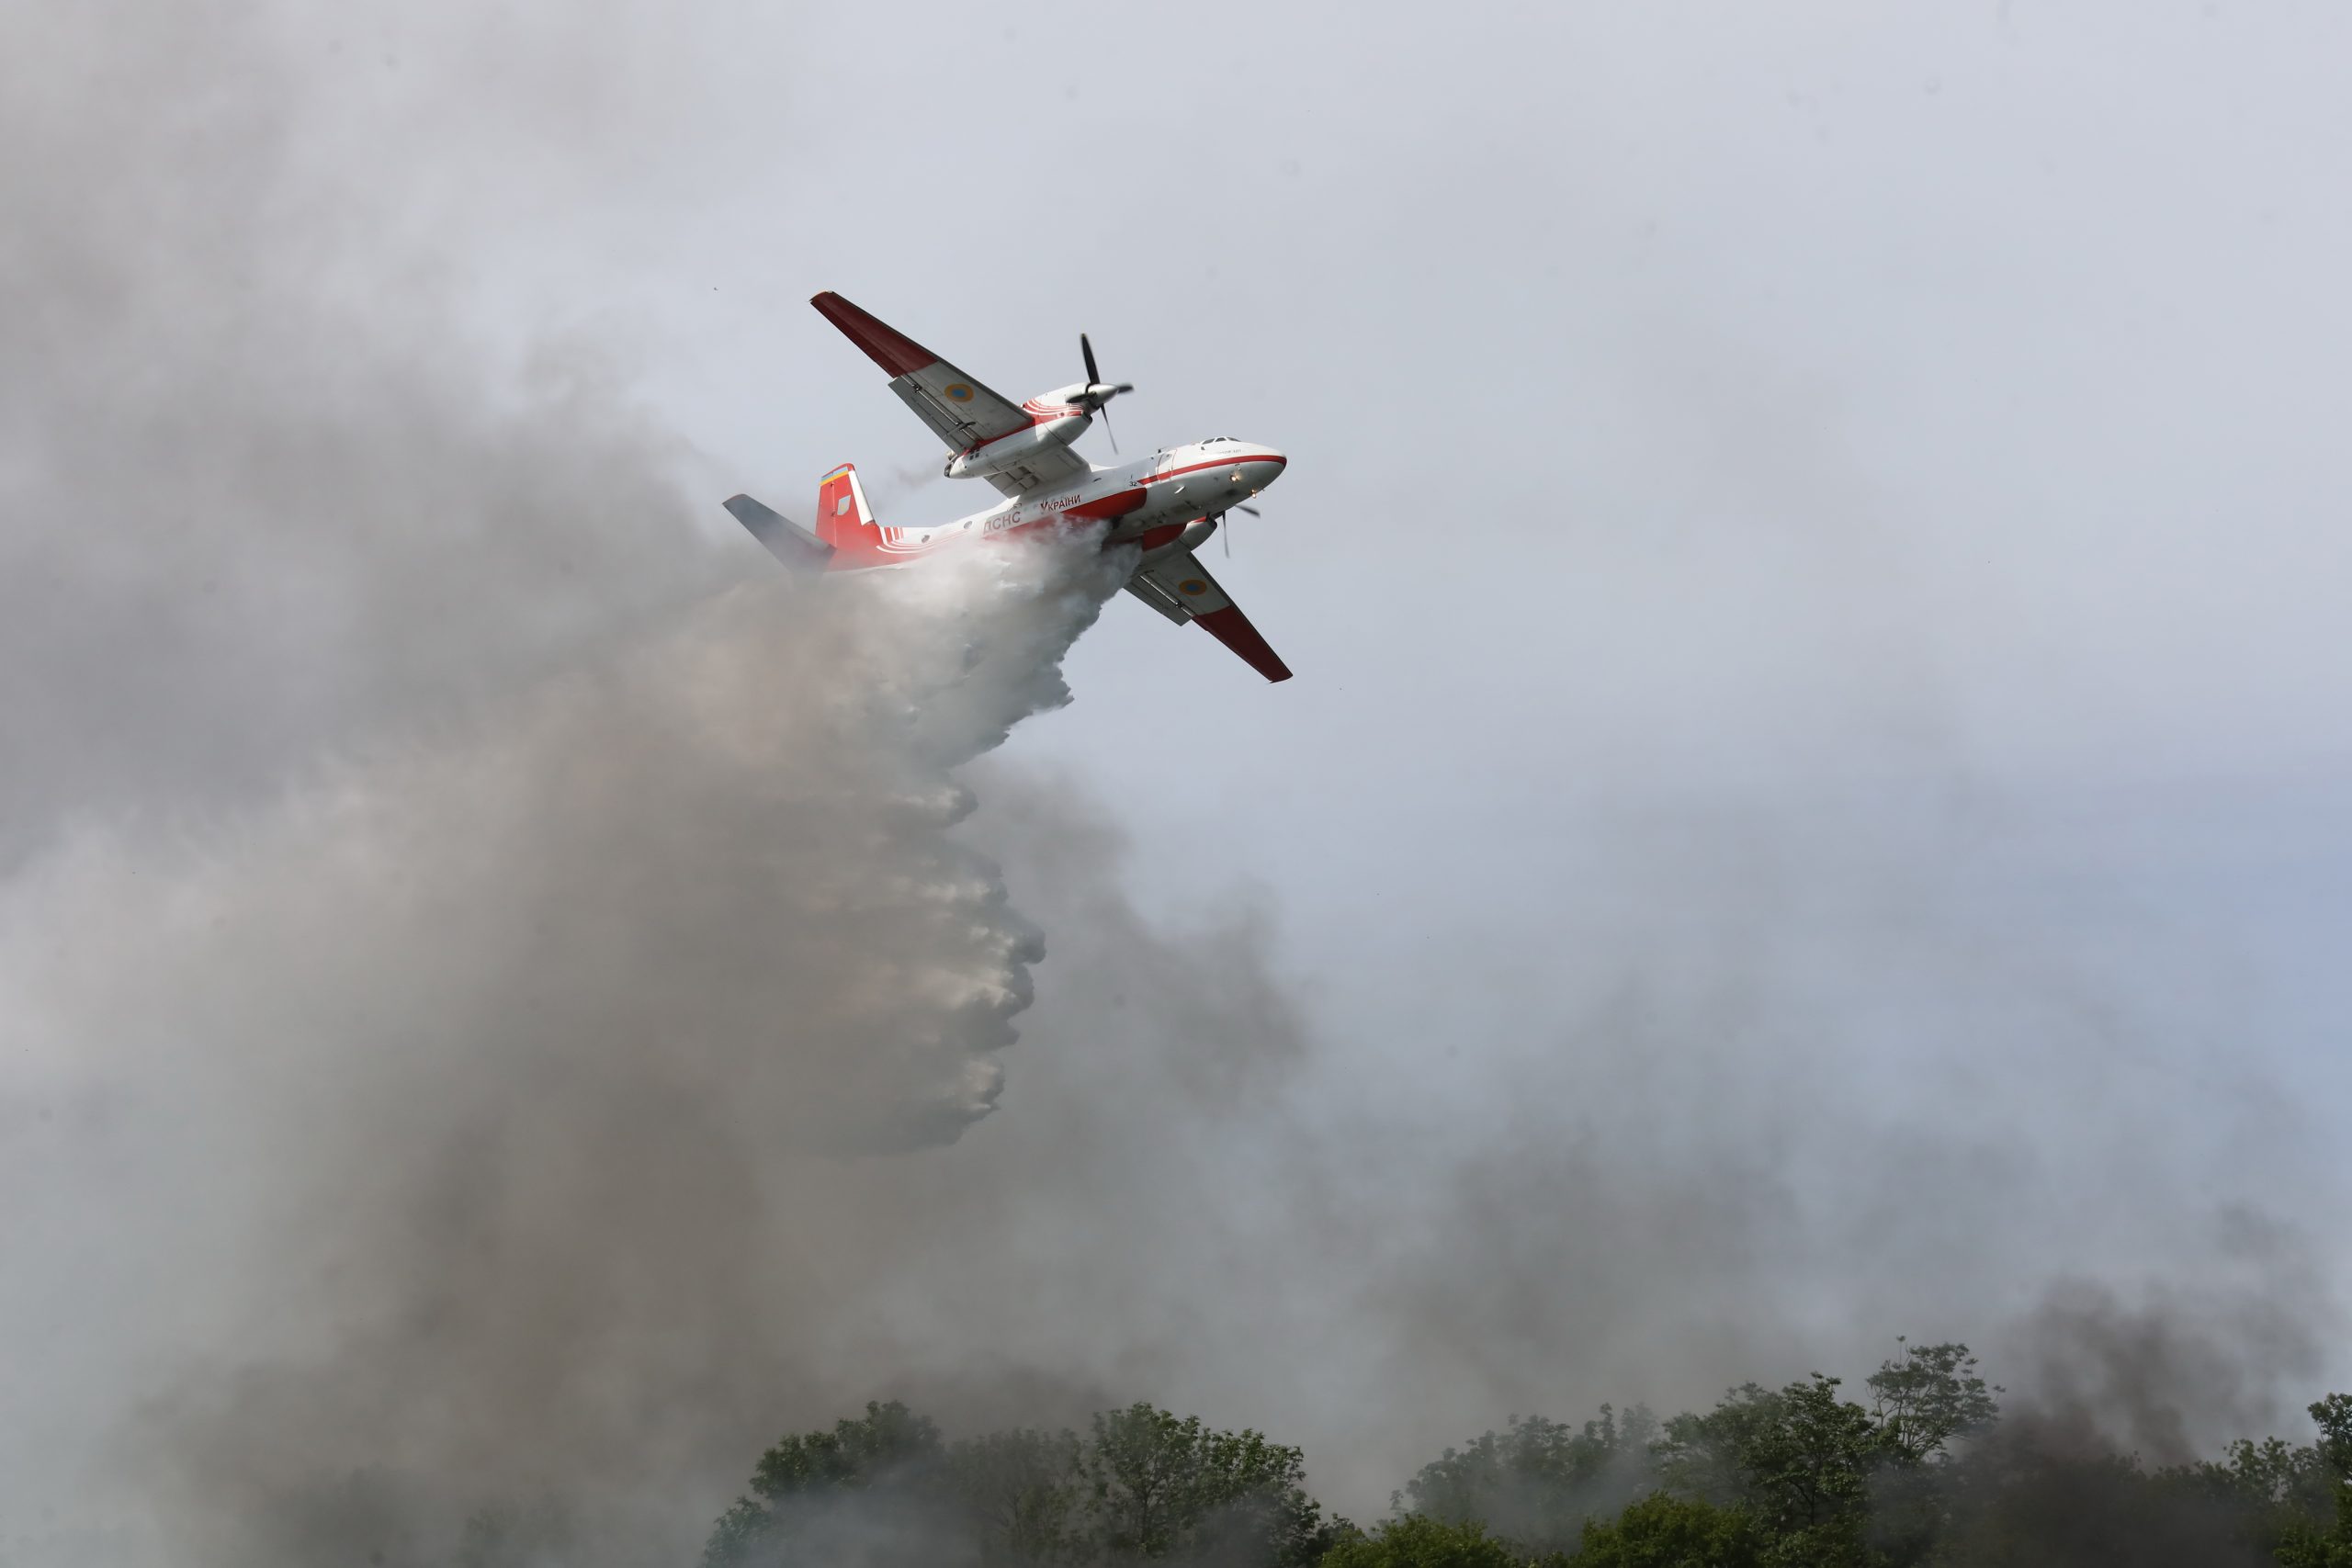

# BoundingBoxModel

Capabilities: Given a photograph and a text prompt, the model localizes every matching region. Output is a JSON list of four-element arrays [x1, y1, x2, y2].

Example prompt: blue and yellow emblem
[[944, 383, 975, 402], [1179, 579, 1208, 596]]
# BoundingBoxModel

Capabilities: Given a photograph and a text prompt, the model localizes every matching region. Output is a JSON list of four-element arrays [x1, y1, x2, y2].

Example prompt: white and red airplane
[[725, 291, 1293, 682]]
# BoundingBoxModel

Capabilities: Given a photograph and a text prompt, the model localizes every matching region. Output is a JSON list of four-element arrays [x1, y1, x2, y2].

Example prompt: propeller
[[1219, 503, 1261, 558], [1078, 332, 1135, 452]]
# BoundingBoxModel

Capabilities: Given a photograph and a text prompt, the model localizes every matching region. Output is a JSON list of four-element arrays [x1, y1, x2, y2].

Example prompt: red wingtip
[[1192, 605, 1295, 682], [810, 291, 939, 378]]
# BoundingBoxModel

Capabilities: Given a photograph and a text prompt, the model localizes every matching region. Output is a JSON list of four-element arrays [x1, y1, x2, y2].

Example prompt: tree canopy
[[704, 1400, 1336, 1568], [697, 1348, 2352, 1568]]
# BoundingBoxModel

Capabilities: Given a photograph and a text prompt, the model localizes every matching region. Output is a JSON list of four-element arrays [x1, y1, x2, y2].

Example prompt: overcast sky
[[5, 2, 2350, 1557], [681, 0, 2352, 1314], [661, 2, 2352, 1072]]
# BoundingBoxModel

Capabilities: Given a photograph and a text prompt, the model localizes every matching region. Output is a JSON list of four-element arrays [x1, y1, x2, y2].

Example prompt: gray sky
[[4, 2, 2349, 1561], [667, 1, 2352, 1089]]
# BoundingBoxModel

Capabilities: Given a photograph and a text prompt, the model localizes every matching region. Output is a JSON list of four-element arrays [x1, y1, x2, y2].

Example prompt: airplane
[[723, 291, 1292, 682]]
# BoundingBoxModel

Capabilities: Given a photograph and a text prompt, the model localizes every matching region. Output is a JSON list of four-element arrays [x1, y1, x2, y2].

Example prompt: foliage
[[1865, 1341, 2002, 1467], [701, 1369, 2352, 1568], [1081, 1402, 1337, 1565], [750, 1399, 944, 1500], [1399, 1406, 1657, 1555], [705, 1400, 1334, 1567], [1918, 1429, 2275, 1567], [1657, 1374, 1882, 1564], [2274, 1396, 2352, 1568], [947, 1427, 1087, 1564], [2315, 1396, 2352, 1480], [702, 1401, 951, 1566], [1566, 1493, 1761, 1568], [1322, 1515, 1550, 1568]]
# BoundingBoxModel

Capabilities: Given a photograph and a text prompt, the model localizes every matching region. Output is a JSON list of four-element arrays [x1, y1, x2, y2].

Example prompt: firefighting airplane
[[723, 291, 1292, 682]]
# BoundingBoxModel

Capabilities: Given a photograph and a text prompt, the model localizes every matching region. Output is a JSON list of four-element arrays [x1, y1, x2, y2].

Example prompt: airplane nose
[[1252, 448, 1288, 486]]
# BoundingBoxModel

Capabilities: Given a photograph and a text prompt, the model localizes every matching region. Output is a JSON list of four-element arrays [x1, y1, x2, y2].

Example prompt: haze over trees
[[695, 1344, 2352, 1568], [700, 1400, 1337, 1567]]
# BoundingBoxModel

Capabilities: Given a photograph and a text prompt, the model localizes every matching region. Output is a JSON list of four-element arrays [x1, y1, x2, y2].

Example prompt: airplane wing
[[1125, 549, 1294, 682], [811, 291, 1090, 498]]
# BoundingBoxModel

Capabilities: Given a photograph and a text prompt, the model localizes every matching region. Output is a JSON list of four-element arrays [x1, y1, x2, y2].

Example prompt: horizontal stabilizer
[[724, 493, 834, 572]]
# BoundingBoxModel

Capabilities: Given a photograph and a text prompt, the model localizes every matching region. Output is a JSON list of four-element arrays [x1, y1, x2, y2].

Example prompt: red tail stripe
[[811, 292, 939, 378], [816, 468, 867, 552]]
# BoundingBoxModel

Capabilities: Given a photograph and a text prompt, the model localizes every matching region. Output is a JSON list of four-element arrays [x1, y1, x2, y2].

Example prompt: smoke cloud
[[1999, 1215, 2335, 1469], [6, 4, 2347, 1566], [6, 547, 1129, 1566], [0, 4, 1141, 1558], [0, 0, 741, 862]]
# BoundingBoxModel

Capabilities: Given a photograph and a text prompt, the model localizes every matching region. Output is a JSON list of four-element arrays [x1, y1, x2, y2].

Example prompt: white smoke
[[0, 541, 1127, 1565], [0, 6, 1193, 1557]]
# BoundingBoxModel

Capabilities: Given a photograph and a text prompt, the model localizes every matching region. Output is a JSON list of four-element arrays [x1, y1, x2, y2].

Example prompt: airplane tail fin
[[816, 463, 879, 549]]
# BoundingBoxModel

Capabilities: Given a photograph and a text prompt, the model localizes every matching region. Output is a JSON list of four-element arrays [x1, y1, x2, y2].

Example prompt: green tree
[[749, 1399, 944, 1499], [1321, 1514, 1548, 1568], [2277, 1394, 2352, 1568], [1399, 1407, 1658, 1555], [1864, 1342, 2001, 1467], [1566, 1493, 1761, 1568], [706, 1401, 1340, 1567], [1657, 1376, 1882, 1566], [1856, 1342, 2001, 1565], [2315, 1395, 2352, 1480], [703, 1401, 947, 1567], [1920, 1428, 2280, 1568], [1080, 1403, 1334, 1565], [2166, 1433, 2333, 1558], [945, 1427, 1086, 1565]]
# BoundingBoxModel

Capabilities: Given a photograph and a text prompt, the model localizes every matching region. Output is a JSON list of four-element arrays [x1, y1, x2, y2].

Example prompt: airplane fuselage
[[839, 439, 1288, 570]]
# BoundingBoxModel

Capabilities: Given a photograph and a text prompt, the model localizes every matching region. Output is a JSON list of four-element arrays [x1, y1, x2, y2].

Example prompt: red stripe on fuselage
[[1065, 489, 1147, 523], [1139, 454, 1288, 488], [820, 450, 1279, 568]]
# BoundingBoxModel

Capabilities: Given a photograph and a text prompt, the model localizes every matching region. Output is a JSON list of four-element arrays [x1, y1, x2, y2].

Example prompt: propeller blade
[[1080, 333, 1102, 389], [1101, 403, 1117, 454], [1222, 514, 1230, 558], [1236, 503, 1261, 516]]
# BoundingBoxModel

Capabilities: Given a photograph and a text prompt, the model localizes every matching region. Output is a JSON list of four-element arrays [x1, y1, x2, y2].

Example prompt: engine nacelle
[[1136, 515, 1220, 559], [944, 409, 1091, 479]]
